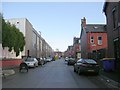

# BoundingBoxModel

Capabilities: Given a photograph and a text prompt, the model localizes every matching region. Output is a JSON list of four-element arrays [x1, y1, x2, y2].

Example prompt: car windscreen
[[84, 59, 97, 64]]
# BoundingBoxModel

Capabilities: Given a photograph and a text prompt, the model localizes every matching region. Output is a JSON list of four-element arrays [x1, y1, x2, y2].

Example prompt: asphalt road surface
[[2, 58, 108, 88]]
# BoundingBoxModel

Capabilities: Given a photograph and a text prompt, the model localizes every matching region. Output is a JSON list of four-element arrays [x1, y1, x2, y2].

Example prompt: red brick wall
[[87, 32, 108, 52], [0, 59, 22, 68]]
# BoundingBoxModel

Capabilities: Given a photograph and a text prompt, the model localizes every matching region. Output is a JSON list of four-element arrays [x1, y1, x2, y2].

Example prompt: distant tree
[[2, 16, 25, 56]]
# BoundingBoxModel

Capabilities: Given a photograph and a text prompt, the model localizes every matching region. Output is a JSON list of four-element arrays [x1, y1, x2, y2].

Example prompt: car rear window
[[25, 58, 34, 61], [69, 58, 75, 60], [84, 59, 97, 64]]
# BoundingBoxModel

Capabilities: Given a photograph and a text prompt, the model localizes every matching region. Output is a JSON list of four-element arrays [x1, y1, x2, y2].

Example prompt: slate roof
[[85, 24, 106, 33]]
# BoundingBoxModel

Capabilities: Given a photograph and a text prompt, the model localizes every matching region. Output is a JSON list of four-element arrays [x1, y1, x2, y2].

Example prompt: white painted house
[[2, 18, 53, 59]]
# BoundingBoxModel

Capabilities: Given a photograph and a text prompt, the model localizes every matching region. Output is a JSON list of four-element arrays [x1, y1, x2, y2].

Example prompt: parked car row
[[65, 57, 76, 65], [22, 57, 55, 68], [65, 57, 100, 75]]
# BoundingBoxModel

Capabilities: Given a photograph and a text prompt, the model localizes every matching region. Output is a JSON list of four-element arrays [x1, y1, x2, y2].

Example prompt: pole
[[27, 50, 29, 57]]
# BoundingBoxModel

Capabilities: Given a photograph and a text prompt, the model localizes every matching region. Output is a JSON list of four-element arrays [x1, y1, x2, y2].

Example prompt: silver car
[[46, 57, 52, 62], [24, 58, 38, 68]]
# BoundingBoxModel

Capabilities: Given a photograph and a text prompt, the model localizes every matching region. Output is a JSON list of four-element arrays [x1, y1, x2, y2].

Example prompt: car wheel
[[33, 64, 36, 68], [95, 72, 99, 75]]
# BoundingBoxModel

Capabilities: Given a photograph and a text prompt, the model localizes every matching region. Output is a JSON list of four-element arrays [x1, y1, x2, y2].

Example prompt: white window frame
[[90, 36, 94, 44], [98, 36, 102, 45]]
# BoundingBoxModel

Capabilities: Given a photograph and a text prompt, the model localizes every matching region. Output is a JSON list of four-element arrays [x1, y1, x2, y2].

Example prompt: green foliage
[[2, 17, 25, 56]]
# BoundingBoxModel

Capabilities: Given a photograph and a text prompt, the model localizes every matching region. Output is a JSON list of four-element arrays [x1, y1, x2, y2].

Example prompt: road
[[2, 58, 108, 88]]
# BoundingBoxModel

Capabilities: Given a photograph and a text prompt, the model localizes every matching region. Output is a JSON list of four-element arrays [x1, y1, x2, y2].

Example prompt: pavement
[[2, 69, 15, 76], [99, 69, 120, 89], [2, 66, 120, 89], [1, 67, 18, 78], [99, 74, 120, 89]]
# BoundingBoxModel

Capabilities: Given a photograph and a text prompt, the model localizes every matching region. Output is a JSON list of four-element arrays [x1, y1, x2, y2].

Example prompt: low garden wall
[[0, 59, 22, 68]]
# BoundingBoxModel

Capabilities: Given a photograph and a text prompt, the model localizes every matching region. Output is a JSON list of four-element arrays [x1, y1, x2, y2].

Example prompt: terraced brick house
[[80, 17, 108, 60]]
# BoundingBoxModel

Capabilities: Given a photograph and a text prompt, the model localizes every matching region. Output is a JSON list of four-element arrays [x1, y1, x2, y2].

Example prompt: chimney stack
[[81, 17, 86, 29]]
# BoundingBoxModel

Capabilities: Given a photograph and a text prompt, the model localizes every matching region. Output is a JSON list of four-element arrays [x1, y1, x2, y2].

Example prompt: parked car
[[51, 56, 55, 61], [67, 58, 76, 65], [65, 57, 69, 61], [43, 57, 47, 64], [24, 57, 38, 68], [36, 58, 44, 65], [46, 57, 52, 62], [74, 59, 99, 75], [36, 58, 41, 65], [40, 58, 45, 65]]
